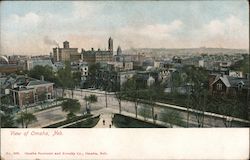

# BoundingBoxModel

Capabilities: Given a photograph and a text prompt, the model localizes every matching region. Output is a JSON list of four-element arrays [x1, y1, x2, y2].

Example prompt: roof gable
[[211, 76, 230, 87]]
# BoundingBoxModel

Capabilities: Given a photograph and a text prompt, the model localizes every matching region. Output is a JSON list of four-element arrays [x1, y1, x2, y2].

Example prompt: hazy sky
[[0, 1, 249, 55]]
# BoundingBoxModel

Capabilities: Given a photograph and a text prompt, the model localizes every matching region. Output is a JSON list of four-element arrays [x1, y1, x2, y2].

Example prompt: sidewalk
[[91, 108, 183, 128], [94, 112, 116, 128]]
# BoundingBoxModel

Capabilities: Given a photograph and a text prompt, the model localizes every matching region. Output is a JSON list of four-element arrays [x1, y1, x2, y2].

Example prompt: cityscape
[[0, 1, 249, 129]]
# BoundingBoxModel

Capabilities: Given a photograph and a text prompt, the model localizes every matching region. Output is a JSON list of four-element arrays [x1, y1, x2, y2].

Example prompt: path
[[93, 109, 116, 128]]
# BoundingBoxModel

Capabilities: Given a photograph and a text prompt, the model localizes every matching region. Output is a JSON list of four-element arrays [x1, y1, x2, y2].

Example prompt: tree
[[230, 54, 249, 74], [115, 91, 123, 114], [121, 77, 140, 117], [87, 63, 101, 88], [160, 110, 184, 127], [170, 71, 182, 93], [216, 97, 238, 127], [1, 114, 15, 127], [113, 79, 122, 113], [1, 112, 16, 128], [16, 112, 37, 128], [72, 71, 82, 87], [1, 95, 14, 106], [138, 104, 152, 121], [190, 86, 207, 127], [183, 66, 208, 127], [39, 92, 47, 109], [61, 98, 81, 119], [57, 61, 74, 95], [28, 65, 58, 84], [84, 95, 97, 113], [1, 104, 16, 128]]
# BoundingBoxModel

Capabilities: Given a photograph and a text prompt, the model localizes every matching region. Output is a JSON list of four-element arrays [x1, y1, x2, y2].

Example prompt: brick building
[[81, 37, 114, 64], [52, 41, 81, 62], [2, 75, 54, 108]]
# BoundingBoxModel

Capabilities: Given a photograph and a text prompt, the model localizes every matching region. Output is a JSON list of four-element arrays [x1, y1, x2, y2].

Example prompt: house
[[136, 71, 158, 88], [1, 74, 54, 108], [209, 74, 249, 98]]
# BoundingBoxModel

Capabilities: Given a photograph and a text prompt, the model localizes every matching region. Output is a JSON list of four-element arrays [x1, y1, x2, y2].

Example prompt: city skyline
[[0, 1, 249, 55]]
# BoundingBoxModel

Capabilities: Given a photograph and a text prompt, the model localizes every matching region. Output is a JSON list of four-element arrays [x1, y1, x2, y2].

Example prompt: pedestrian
[[103, 120, 105, 125], [109, 124, 111, 128]]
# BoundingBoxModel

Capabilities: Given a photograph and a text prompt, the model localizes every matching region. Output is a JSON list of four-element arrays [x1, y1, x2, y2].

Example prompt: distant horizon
[[1, 1, 249, 55], [2, 46, 249, 57]]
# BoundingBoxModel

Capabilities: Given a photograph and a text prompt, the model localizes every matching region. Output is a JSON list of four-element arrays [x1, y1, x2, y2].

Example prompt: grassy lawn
[[43, 114, 93, 128], [113, 114, 166, 128], [64, 115, 100, 128]]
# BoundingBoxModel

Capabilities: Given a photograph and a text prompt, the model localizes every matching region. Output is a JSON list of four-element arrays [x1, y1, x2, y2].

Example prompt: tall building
[[52, 41, 81, 62], [82, 37, 114, 64], [108, 37, 113, 52], [63, 41, 70, 48], [117, 46, 122, 56]]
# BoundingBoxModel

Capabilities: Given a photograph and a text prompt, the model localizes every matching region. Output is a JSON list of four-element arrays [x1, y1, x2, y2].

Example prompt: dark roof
[[83, 50, 112, 55], [27, 80, 53, 86], [211, 75, 249, 89], [1, 74, 53, 90]]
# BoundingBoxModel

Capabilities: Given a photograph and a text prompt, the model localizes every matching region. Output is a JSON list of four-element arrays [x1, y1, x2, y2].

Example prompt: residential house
[[209, 74, 249, 99], [1, 74, 54, 108]]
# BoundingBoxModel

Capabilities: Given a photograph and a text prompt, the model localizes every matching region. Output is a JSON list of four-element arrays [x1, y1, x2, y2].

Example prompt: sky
[[0, 1, 249, 55]]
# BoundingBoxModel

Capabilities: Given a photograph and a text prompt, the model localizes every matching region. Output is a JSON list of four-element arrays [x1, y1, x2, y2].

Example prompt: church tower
[[108, 37, 113, 53]]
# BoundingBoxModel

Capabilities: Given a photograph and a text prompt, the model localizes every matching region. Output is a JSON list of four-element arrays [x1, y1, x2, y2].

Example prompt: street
[[28, 88, 250, 128]]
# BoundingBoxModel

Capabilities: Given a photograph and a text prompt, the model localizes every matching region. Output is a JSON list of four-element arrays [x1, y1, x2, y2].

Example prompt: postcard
[[0, 1, 249, 159]]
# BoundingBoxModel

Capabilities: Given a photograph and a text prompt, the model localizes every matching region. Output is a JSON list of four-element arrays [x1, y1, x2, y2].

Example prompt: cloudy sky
[[0, 1, 249, 55]]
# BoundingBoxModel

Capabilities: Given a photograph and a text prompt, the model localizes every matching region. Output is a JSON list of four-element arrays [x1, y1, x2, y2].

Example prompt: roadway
[[28, 88, 249, 128], [63, 89, 250, 127]]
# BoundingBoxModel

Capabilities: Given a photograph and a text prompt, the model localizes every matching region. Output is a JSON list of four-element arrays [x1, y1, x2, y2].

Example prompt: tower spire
[[108, 37, 113, 53]]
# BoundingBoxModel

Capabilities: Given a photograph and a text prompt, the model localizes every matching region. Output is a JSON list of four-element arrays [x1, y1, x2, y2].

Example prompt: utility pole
[[55, 88, 57, 105], [105, 90, 108, 108], [186, 83, 191, 128], [81, 88, 82, 98], [135, 81, 138, 118]]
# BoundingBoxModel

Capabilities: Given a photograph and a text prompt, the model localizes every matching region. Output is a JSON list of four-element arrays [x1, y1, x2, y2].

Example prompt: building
[[135, 71, 158, 88], [209, 74, 249, 98], [71, 62, 89, 80], [52, 41, 81, 62], [81, 38, 114, 64], [0, 64, 22, 74], [113, 46, 134, 71], [26, 58, 57, 71], [117, 46, 122, 56], [1, 74, 54, 108], [229, 71, 243, 78], [79, 62, 88, 77], [108, 37, 113, 52]]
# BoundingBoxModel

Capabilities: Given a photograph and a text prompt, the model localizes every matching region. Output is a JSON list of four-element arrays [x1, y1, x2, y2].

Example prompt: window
[[47, 93, 51, 99], [216, 83, 222, 90]]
